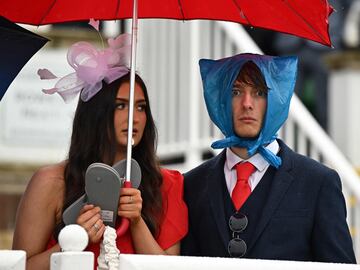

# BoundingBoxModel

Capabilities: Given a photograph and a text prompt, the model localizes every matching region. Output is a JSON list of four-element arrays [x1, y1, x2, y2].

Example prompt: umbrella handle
[[116, 181, 132, 237]]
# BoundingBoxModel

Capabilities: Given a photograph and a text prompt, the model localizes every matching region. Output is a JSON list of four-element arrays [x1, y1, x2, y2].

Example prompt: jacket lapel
[[206, 150, 230, 251], [247, 141, 295, 252]]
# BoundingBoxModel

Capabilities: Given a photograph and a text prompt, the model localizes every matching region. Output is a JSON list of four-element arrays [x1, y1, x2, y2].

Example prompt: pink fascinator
[[38, 28, 131, 103]]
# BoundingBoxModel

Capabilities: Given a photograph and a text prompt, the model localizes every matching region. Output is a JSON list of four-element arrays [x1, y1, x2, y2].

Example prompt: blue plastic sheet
[[200, 53, 298, 168]]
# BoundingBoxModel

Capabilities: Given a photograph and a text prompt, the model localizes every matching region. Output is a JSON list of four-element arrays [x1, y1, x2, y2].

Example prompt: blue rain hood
[[200, 53, 298, 168]]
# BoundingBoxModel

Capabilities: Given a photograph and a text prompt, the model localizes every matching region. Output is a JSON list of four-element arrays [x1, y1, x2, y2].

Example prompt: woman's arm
[[130, 216, 180, 255], [118, 188, 179, 255], [12, 165, 65, 270]]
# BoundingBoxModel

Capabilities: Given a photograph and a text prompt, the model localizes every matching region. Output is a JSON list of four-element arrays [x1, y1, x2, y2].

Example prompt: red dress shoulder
[[156, 168, 189, 250]]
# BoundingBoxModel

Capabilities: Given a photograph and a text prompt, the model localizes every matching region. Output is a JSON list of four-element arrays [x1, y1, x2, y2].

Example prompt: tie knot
[[235, 162, 256, 181]]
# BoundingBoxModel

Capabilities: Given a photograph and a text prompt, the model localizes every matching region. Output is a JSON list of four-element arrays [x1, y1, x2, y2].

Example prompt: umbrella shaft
[[126, 0, 139, 181]]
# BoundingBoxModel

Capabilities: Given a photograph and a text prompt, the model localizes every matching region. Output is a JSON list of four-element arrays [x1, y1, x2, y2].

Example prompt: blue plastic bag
[[200, 53, 298, 168]]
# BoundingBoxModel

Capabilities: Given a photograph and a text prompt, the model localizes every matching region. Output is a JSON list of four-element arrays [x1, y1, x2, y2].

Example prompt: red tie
[[232, 162, 256, 211]]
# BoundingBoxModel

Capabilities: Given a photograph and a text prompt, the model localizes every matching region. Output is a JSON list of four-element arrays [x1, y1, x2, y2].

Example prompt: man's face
[[232, 79, 267, 139]]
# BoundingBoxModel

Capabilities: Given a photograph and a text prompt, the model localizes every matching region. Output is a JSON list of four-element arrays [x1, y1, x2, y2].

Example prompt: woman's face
[[114, 81, 147, 152]]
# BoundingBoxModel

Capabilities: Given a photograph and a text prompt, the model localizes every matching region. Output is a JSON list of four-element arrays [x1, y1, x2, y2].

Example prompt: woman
[[12, 67, 188, 269]]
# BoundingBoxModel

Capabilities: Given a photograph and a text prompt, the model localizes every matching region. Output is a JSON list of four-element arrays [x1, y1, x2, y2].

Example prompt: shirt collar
[[226, 140, 280, 172]]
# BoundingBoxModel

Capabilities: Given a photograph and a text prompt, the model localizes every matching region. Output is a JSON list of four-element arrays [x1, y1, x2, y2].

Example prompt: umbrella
[[0, 0, 333, 181], [0, 0, 333, 234], [0, 1, 332, 46], [0, 16, 49, 101]]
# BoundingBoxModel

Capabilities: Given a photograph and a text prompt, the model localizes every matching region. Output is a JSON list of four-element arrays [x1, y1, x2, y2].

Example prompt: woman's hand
[[76, 204, 105, 244], [118, 188, 142, 224]]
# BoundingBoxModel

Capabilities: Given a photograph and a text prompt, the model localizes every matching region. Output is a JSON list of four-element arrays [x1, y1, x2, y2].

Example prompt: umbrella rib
[[116, 0, 121, 18], [39, 0, 57, 25], [177, 0, 185, 20], [283, 0, 329, 45], [232, 0, 252, 25]]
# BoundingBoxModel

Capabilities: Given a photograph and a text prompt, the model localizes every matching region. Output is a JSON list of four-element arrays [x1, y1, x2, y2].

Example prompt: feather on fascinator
[[38, 19, 131, 103]]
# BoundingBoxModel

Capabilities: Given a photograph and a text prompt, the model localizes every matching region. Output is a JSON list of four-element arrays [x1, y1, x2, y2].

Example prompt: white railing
[[120, 254, 360, 270], [3, 249, 360, 270], [135, 19, 360, 260]]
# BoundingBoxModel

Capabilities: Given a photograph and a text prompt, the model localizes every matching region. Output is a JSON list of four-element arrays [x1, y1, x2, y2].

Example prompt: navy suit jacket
[[181, 140, 356, 263]]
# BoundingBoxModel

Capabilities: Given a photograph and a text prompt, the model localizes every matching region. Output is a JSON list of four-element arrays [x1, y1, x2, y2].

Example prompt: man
[[181, 53, 356, 263]]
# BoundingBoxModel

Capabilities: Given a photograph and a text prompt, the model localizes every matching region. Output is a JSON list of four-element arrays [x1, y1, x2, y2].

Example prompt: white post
[[0, 250, 26, 270], [50, 225, 93, 270], [329, 68, 360, 168], [102, 21, 120, 38], [186, 21, 202, 169]]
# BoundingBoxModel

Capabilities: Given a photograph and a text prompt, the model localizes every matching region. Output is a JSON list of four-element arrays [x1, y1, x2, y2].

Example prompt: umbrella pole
[[117, 0, 138, 238], [125, 0, 139, 182]]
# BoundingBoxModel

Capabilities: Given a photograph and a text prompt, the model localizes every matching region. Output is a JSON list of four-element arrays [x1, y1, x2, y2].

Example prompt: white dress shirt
[[224, 140, 280, 195]]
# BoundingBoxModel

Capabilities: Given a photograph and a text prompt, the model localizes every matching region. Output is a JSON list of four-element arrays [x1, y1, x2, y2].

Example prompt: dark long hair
[[55, 73, 163, 238]]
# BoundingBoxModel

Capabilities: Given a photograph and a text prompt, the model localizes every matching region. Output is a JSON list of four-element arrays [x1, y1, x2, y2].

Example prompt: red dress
[[48, 168, 188, 267]]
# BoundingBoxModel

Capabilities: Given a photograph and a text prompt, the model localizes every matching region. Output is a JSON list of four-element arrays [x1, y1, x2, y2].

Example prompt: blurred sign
[[0, 49, 77, 163]]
